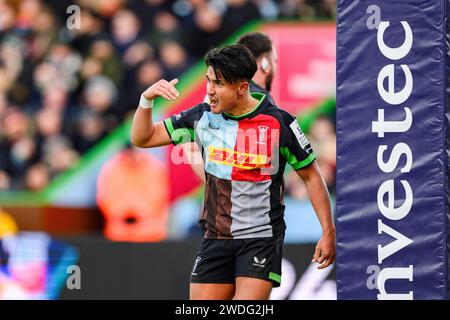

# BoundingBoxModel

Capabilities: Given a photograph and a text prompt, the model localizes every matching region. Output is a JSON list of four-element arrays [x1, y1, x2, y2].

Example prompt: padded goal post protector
[[336, 0, 450, 299]]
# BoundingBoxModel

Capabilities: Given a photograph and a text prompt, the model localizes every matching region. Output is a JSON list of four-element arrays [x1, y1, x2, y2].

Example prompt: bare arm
[[296, 161, 336, 269], [130, 79, 179, 148]]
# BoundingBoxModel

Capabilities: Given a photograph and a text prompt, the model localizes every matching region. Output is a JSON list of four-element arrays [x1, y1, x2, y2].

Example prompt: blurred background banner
[[0, 211, 78, 300], [1, 0, 337, 299], [264, 24, 335, 113], [336, 0, 450, 299]]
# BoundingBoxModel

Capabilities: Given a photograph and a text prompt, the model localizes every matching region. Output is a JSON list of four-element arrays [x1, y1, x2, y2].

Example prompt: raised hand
[[143, 79, 179, 101]]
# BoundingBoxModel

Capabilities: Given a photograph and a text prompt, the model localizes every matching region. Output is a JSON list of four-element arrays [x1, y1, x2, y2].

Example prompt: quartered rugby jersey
[[163, 92, 315, 239], [249, 80, 275, 105]]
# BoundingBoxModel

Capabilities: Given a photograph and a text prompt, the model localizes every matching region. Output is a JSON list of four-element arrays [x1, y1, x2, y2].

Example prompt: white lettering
[[377, 266, 413, 300], [372, 107, 412, 138], [377, 64, 413, 105], [377, 219, 413, 263], [377, 21, 413, 60], [377, 143, 413, 173], [373, 18, 415, 300], [377, 180, 413, 221]]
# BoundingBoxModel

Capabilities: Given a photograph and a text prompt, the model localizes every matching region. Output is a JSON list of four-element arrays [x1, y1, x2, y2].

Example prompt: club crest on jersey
[[208, 146, 268, 169]]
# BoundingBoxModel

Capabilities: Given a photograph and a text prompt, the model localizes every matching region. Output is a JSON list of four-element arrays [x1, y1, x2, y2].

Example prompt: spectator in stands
[[0, 170, 11, 191], [111, 9, 141, 55], [222, 0, 261, 37], [159, 39, 193, 80], [148, 11, 184, 48], [85, 37, 122, 85], [318, 0, 337, 19], [42, 136, 79, 177], [280, 0, 316, 20], [24, 163, 50, 191], [72, 109, 108, 154], [81, 75, 118, 126], [184, 3, 224, 59]]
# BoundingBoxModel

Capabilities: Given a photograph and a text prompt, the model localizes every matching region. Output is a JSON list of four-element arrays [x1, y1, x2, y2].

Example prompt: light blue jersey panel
[[196, 112, 238, 180]]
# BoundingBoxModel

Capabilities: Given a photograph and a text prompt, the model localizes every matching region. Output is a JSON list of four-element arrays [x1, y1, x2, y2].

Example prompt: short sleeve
[[278, 111, 316, 170], [163, 103, 209, 145]]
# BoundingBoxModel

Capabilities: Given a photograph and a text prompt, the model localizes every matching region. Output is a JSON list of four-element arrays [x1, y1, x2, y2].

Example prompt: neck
[[227, 93, 258, 117], [252, 72, 267, 90]]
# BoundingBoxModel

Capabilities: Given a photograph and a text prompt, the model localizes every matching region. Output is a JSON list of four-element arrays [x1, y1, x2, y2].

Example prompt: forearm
[[298, 164, 335, 234], [298, 162, 336, 268], [306, 177, 335, 233], [130, 105, 155, 147]]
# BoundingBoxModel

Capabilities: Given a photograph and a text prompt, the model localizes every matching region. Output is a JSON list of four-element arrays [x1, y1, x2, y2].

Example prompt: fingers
[[154, 88, 173, 101], [145, 79, 180, 101], [312, 246, 335, 270], [159, 86, 177, 100], [160, 79, 179, 100], [317, 253, 335, 270], [311, 246, 321, 263]]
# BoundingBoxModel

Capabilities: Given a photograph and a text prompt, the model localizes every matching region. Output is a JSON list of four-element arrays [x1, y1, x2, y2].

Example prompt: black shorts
[[190, 234, 284, 288]]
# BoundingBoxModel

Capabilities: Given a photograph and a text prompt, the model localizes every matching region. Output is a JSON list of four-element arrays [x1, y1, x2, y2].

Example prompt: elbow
[[130, 133, 149, 148], [130, 124, 156, 148]]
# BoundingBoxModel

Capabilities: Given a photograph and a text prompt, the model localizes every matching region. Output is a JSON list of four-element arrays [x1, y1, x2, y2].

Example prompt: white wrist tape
[[139, 94, 154, 109]]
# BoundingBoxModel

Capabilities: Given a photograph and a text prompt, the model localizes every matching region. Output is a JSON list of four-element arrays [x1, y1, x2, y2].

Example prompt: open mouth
[[209, 96, 218, 107]]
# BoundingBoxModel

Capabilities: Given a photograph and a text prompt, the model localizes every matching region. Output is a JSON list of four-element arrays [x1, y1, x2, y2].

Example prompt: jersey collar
[[222, 92, 267, 121]]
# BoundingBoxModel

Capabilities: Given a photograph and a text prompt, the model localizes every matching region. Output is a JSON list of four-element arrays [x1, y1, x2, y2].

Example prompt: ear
[[237, 80, 249, 95], [261, 57, 269, 73]]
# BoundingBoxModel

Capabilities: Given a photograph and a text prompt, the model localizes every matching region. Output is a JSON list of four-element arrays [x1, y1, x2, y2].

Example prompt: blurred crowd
[[0, 0, 336, 192]]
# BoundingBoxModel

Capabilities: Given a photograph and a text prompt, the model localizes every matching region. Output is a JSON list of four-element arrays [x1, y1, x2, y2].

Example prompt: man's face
[[206, 66, 241, 114], [265, 46, 278, 91]]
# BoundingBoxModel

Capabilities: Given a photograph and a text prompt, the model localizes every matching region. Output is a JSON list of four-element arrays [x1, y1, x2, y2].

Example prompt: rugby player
[[130, 44, 335, 300], [185, 32, 279, 182]]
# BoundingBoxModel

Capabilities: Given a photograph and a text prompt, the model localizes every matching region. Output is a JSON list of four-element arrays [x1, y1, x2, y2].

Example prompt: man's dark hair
[[204, 45, 257, 84], [237, 32, 273, 59]]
